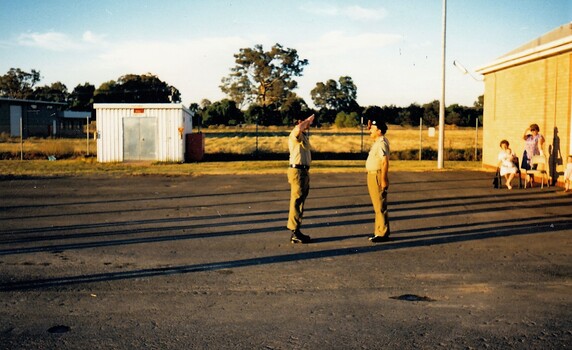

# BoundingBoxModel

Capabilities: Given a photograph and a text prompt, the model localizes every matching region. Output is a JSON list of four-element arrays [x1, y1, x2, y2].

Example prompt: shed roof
[[94, 103, 191, 112], [62, 111, 91, 119], [476, 22, 572, 74], [0, 97, 67, 106]]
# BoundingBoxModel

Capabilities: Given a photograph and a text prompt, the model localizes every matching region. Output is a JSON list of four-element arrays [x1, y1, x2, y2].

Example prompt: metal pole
[[419, 117, 423, 161], [360, 116, 364, 153], [475, 117, 478, 160], [86, 116, 90, 156], [437, 0, 447, 169], [20, 116, 23, 161], [255, 117, 259, 154]]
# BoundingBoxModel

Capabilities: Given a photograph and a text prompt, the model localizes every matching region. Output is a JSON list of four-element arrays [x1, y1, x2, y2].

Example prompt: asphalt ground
[[0, 171, 571, 349]]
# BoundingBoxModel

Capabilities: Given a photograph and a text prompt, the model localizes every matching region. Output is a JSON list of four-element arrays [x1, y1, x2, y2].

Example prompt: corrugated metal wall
[[95, 103, 193, 163]]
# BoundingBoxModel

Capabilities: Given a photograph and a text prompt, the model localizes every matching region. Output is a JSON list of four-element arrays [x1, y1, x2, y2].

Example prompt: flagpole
[[438, 0, 447, 169]]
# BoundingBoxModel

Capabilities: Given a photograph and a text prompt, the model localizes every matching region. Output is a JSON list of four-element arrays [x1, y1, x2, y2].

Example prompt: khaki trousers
[[367, 171, 390, 237], [287, 168, 310, 231]]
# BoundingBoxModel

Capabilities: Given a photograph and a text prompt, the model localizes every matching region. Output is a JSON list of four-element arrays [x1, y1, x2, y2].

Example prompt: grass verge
[[0, 159, 485, 177]]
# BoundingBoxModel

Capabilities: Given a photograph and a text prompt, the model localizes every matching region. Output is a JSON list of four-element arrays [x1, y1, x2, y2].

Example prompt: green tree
[[334, 111, 359, 128], [397, 103, 423, 126], [220, 43, 308, 109], [474, 95, 484, 126], [422, 100, 440, 126], [446, 109, 462, 126], [244, 104, 264, 125], [279, 96, 311, 126], [31, 82, 69, 102], [446, 104, 469, 126], [200, 99, 212, 109], [202, 99, 244, 126], [338, 76, 359, 112], [188, 102, 199, 114], [310, 76, 358, 112], [315, 107, 338, 125], [311, 79, 338, 110], [364, 105, 400, 126], [93, 80, 117, 103], [473, 95, 485, 126], [188, 102, 201, 129], [0, 68, 41, 99], [69, 83, 95, 111], [380, 105, 401, 125], [194, 99, 213, 128], [93, 73, 181, 103], [474, 95, 484, 111], [363, 106, 382, 125]]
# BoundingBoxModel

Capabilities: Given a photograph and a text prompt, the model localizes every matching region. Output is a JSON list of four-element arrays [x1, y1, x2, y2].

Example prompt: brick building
[[477, 22, 571, 186], [0, 97, 92, 138]]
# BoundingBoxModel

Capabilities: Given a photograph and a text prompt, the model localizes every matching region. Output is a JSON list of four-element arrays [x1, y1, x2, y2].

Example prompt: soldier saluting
[[286, 114, 314, 243]]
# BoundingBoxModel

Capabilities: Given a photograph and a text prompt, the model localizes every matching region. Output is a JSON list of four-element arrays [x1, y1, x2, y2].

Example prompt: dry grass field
[[0, 135, 95, 158], [0, 126, 483, 176], [0, 159, 483, 177], [202, 125, 481, 154], [0, 125, 481, 159]]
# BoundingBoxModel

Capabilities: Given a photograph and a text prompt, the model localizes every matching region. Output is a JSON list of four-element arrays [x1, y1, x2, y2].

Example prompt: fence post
[[86, 115, 90, 156], [475, 118, 478, 160], [419, 118, 423, 161], [20, 116, 23, 161]]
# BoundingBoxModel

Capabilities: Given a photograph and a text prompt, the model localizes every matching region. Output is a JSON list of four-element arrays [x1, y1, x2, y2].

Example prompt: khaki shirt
[[289, 127, 311, 166], [366, 136, 390, 171]]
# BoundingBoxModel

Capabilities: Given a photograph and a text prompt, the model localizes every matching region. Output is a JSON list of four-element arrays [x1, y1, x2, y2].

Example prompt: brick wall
[[482, 52, 571, 184]]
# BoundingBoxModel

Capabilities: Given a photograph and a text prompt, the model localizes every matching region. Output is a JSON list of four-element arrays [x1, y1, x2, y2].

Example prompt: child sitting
[[564, 155, 572, 192]]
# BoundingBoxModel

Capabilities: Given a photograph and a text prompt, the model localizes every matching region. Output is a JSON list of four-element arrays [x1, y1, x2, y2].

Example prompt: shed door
[[123, 117, 157, 160], [10, 105, 22, 137]]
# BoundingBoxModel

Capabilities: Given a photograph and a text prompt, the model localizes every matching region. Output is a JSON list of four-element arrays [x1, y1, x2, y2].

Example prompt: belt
[[367, 170, 382, 174], [290, 164, 310, 170]]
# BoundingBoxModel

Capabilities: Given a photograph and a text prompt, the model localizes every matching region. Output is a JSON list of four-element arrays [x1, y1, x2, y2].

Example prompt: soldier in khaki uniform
[[286, 114, 314, 243], [366, 116, 390, 242]]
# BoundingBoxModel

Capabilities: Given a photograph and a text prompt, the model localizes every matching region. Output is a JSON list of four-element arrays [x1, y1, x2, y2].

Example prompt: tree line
[[0, 43, 483, 128], [0, 68, 180, 111]]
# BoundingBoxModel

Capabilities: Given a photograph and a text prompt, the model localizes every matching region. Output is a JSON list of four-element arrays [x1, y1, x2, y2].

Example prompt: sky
[[0, 0, 570, 109]]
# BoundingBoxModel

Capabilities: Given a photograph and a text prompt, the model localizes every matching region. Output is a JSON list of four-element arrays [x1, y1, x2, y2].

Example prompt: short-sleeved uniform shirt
[[289, 128, 311, 166], [366, 136, 390, 171]]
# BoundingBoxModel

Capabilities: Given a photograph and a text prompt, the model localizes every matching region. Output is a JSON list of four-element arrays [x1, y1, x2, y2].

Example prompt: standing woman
[[522, 123, 545, 184]]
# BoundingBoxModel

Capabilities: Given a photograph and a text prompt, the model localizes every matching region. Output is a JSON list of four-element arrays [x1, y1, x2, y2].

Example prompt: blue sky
[[0, 0, 570, 108]]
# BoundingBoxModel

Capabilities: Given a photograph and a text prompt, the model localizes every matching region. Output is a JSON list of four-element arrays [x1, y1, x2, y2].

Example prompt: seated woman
[[497, 140, 518, 190]]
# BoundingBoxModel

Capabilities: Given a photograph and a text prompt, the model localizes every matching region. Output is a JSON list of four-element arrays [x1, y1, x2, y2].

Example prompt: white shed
[[94, 103, 193, 163]]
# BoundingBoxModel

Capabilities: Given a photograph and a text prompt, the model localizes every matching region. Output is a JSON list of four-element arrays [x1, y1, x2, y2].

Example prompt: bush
[[390, 148, 481, 161], [391, 148, 437, 161], [38, 141, 75, 159], [334, 112, 359, 128], [0, 132, 12, 142]]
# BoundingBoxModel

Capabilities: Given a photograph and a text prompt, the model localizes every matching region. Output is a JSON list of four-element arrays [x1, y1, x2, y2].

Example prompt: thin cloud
[[302, 30, 402, 56], [82, 31, 106, 44], [96, 36, 248, 71], [300, 3, 387, 21], [16, 30, 106, 51], [300, 3, 340, 16], [346, 5, 387, 21], [17, 31, 79, 51]]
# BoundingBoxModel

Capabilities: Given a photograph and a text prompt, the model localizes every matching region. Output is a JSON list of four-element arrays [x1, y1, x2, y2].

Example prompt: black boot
[[290, 230, 311, 243]]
